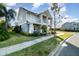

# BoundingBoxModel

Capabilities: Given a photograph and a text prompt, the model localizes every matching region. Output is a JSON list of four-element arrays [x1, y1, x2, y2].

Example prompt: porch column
[[40, 14, 43, 33], [29, 23, 34, 33], [46, 17, 49, 33]]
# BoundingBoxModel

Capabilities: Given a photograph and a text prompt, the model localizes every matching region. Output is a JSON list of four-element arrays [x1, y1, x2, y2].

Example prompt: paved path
[[66, 33, 79, 48], [0, 35, 53, 56], [54, 33, 79, 56]]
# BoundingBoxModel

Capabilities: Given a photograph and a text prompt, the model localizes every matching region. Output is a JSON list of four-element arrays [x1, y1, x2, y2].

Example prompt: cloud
[[32, 3, 44, 10], [4, 3, 16, 10], [15, 8, 19, 12], [62, 14, 78, 23], [5, 3, 16, 6], [58, 3, 65, 8], [6, 7, 12, 10], [60, 6, 66, 12], [57, 14, 79, 28]]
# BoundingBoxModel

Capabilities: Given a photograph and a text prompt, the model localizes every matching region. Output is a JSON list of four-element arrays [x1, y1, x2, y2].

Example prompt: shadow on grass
[[56, 36, 64, 41]]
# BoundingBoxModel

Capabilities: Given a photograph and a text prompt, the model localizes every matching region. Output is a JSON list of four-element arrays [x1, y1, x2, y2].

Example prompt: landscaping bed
[[7, 38, 59, 56], [0, 33, 41, 48]]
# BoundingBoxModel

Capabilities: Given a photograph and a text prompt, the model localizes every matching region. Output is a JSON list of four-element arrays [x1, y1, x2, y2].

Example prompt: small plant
[[41, 25, 47, 35], [31, 31, 40, 36]]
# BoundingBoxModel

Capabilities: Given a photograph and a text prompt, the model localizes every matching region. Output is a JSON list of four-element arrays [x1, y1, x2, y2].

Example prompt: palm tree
[[7, 9, 16, 27], [50, 3, 60, 37], [0, 3, 7, 29], [0, 3, 16, 29]]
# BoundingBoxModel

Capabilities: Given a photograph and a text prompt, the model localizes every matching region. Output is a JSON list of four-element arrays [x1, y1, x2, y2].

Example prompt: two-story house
[[16, 7, 52, 33], [61, 22, 79, 31]]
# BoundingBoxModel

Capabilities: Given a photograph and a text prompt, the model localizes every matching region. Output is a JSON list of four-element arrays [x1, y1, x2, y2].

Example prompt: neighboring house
[[16, 7, 52, 33], [61, 22, 79, 31]]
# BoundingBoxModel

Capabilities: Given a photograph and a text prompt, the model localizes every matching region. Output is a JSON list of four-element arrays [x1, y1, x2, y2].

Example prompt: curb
[[48, 34, 75, 56]]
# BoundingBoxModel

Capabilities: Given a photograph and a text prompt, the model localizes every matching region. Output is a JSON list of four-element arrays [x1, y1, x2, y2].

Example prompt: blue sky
[[7, 3, 79, 17], [65, 3, 79, 18]]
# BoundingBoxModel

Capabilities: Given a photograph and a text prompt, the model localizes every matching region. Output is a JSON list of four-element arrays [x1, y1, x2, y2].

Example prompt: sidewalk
[[66, 33, 79, 48], [0, 35, 53, 56]]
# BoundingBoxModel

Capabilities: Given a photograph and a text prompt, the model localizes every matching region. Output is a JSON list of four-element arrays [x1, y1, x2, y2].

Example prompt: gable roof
[[18, 7, 52, 18]]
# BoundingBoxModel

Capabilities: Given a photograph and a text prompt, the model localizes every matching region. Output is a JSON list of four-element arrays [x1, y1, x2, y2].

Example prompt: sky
[[65, 3, 79, 19], [5, 3, 79, 19], [5, 3, 79, 26]]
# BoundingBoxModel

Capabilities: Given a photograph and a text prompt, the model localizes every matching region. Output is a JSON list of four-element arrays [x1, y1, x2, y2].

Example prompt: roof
[[19, 7, 52, 18], [20, 7, 39, 16]]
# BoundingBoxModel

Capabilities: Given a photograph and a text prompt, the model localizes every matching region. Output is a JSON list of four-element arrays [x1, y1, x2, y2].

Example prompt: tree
[[7, 9, 16, 27], [50, 3, 60, 38], [0, 3, 7, 29], [0, 3, 16, 29], [0, 3, 7, 17]]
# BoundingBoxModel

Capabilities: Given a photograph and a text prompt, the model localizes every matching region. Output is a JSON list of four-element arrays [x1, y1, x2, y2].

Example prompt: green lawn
[[7, 37, 59, 56], [0, 34, 40, 48]]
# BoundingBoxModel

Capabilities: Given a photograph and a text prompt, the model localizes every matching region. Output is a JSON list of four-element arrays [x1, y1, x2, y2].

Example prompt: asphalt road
[[58, 43, 79, 56]]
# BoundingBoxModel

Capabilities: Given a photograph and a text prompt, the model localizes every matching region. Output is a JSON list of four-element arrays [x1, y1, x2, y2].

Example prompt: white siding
[[21, 23, 29, 32], [29, 24, 34, 33], [62, 22, 79, 31], [17, 8, 27, 25]]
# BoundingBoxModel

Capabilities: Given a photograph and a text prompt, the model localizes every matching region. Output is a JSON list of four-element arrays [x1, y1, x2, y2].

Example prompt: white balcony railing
[[42, 19, 48, 25]]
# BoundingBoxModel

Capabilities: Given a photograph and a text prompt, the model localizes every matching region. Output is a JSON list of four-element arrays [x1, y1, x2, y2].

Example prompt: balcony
[[42, 19, 48, 24], [42, 16, 48, 25], [26, 14, 41, 24]]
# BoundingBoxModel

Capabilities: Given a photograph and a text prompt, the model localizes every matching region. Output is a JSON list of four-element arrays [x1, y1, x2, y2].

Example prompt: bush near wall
[[41, 25, 47, 34], [13, 25, 21, 33], [20, 31, 47, 36], [49, 28, 56, 34], [19, 32, 30, 36]]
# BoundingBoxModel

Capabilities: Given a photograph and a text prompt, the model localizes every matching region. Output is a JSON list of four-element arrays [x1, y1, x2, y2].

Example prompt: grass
[[56, 31, 75, 41], [7, 38, 59, 56], [0, 33, 40, 48]]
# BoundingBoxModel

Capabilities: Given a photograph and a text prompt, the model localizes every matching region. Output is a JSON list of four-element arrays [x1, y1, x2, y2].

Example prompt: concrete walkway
[[0, 35, 53, 56], [66, 33, 79, 48]]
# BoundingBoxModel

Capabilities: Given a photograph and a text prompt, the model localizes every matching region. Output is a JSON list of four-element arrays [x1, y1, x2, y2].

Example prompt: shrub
[[20, 31, 47, 36], [0, 19, 5, 26], [31, 31, 40, 36], [13, 25, 21, 33], [20, 32, 30, 36], [49, 28, 55, 34], [40, 33, 47, 36], [0, 28, 10, 41], [42, 25, 47, 35]]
